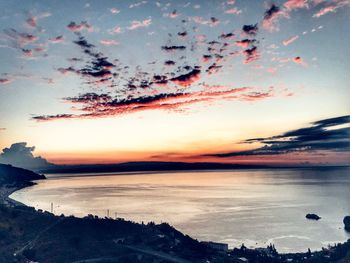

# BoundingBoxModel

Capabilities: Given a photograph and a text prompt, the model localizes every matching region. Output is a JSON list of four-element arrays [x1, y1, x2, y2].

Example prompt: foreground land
[[0, 163, 349, 263]]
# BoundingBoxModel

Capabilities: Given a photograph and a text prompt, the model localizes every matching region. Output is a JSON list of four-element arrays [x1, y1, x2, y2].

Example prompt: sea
[[10, 167, 350, 253]]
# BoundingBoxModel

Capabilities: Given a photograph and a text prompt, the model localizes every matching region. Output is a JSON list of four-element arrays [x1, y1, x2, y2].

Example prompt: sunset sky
[[0, 0, 349, 166]]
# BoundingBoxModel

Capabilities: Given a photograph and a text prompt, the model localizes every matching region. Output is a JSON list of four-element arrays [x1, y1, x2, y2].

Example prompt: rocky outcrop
[[344, 216, 350, 231], [306, 213, 321, 220]]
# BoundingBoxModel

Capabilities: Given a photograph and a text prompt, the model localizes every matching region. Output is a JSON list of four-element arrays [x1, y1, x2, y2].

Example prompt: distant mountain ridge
[[39, 161, 269, 174]]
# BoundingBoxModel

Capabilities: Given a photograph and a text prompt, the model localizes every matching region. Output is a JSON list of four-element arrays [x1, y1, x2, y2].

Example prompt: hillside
[[0, 163, 45, 187]]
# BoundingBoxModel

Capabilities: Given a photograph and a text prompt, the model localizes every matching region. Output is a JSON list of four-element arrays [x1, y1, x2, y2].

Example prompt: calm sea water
[[10, 168, 350, 253]]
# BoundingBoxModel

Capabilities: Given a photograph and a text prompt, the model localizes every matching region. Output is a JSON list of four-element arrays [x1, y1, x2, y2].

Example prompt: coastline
[[1, 184, 28, 207], [10, 169, 350, 253], [1, 165, 350, 262], [12, 168, 350, 253]]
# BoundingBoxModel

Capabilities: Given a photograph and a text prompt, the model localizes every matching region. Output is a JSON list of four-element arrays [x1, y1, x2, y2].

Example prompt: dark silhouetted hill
[[0, 163, 45, 187]]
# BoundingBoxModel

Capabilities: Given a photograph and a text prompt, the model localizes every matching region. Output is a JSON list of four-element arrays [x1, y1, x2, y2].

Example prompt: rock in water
[[344, 216, 350, 231], [306, 214, 321, 220]]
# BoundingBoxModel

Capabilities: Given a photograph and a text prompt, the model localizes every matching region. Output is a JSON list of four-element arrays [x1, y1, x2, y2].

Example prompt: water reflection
[[10, 168, 350, 253]]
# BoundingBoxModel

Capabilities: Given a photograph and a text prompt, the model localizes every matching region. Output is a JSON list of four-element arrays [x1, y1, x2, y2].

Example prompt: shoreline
[[7, 175, 350, 254], [0, 185, 27, 207], [1, 164, 350, 262]]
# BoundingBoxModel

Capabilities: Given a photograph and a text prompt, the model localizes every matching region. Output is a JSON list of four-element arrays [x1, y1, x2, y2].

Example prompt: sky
[[0, 0, 349, 166]]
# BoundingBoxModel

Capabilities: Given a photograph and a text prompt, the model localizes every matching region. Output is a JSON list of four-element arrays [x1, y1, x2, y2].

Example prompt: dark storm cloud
[[207, 115, 350, 157], [0, 142, 53, 170]]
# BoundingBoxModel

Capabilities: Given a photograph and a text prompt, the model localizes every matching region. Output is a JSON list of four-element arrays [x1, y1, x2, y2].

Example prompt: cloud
[[177, 31, 188, 38], [243, 46, 260, 64], [72, 35, 115, 80], [206, 115, 350, 157], [57, 66, 79, 75], [21, 48, 34, 58], [164, 60, 176, 66], [192, 16, 220, 27], [49, 35, 64, 43], [26, 12, 51, 30], [262, 4, 288, 32], [170, 69, 201, 86], [0, 78, 12, 85], [313, 5, 337, 17], [313, 0, 350, 17], [110, 26, 122, 34], [129, 1, 147, 9], [110, 8, 120, 14], [283, 35, 299, 46], [3, 29, 38, 48], [0, 142, 53, 170], [128, 19, 152, 30], [206, 63, 222, 75], [284, 0, 308, 10], [168, 10, 180, 18], [219, 32, 235, 39], [202, 55, 212, 63], [293, 56, 307, 66], [235, 39, 256, 48], [29, 11, 280, 121], [225, 7, 242, 15], [31, 85, 281, 121], [161, 45, 186, 52], [33, 114, 75, 121], [242, 24, 258, 36], [67, 21, 93, 32], [26, 16, 38, 28], [100, 39, 119, 46]]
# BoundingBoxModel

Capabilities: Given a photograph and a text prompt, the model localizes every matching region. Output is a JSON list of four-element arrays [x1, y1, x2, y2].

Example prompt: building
[[201, 241, 229, 252]]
